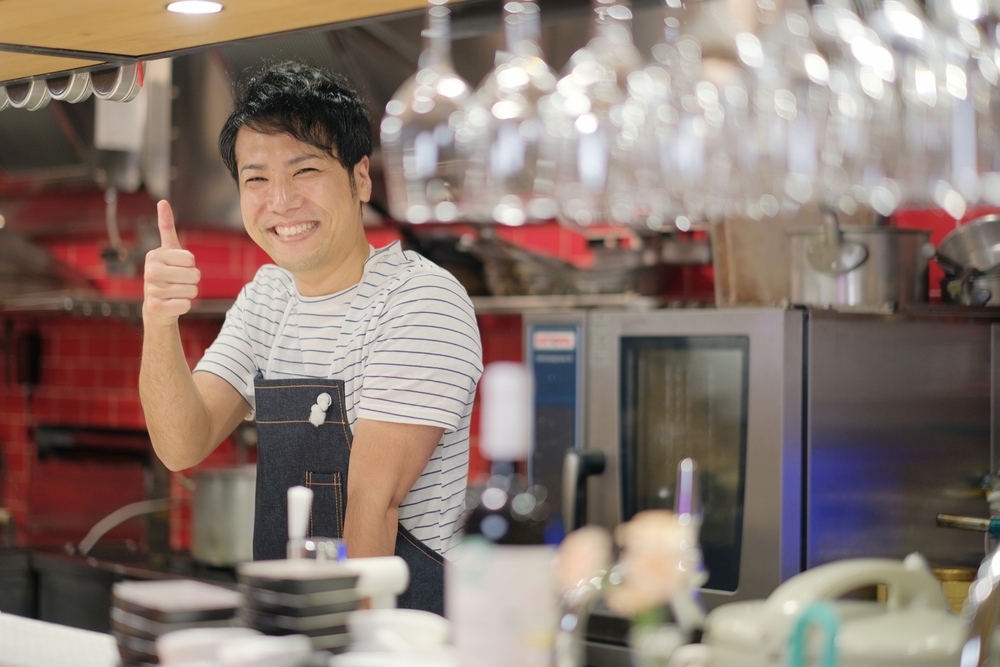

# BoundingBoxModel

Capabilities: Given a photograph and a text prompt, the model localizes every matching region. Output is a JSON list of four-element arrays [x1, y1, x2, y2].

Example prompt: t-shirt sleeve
[[193, 289, 258, 409], [357, 269, 483, 432]]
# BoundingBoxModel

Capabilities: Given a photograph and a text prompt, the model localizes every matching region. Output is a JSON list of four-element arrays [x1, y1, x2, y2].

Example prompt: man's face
[[234, 128, 372, 280]]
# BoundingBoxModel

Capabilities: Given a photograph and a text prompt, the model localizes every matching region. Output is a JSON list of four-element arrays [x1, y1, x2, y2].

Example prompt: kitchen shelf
[[1, 292, 671, 319]]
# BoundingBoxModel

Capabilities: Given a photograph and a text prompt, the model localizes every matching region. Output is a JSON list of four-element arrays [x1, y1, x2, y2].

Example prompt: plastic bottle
[[446, 361, 559, 667]]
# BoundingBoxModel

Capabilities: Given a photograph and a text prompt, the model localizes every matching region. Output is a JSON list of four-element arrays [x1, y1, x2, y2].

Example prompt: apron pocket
[[305, 471, 345, 539]]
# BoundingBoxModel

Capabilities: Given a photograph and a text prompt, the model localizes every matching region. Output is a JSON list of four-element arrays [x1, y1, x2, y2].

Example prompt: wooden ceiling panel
[[0, 0, 437, 57], [0, 52, 103, 83]]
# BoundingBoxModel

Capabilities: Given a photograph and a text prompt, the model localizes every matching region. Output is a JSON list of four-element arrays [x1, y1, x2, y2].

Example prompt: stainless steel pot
[[789, 226, 930, 308], [188, 465, 256, 567]]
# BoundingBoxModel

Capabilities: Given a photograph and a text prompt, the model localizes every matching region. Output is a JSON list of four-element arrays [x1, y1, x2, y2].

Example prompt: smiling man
[[139, 62, 483, 615]]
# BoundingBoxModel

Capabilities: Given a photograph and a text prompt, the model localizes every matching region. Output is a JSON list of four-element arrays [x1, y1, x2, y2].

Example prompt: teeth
[[273, 222, 316, 237]]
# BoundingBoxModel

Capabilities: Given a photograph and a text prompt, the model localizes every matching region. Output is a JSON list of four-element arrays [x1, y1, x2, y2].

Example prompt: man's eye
[[243, 177, 265, 185], [296, 168, 317, 175]]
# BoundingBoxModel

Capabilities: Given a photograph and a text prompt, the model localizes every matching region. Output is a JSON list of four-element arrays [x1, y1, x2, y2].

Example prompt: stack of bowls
[[111, 579, 244, 666], [330, 609, 457, 667], [237, 560, 360, 653]]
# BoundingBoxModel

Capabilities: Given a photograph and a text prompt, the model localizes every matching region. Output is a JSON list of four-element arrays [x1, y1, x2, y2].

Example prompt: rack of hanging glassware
[[379, 0, 1000, 231]]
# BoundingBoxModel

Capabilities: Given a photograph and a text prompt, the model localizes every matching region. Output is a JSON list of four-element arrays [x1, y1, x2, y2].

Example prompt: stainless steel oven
[[526, 306, 996, 662]]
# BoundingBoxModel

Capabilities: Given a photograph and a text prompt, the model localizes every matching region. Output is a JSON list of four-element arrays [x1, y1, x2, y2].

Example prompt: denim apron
[[250, 294, 445, 615]]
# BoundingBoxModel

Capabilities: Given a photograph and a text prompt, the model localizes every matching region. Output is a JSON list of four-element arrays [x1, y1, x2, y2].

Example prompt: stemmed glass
[[539, 0, 643, 229], [380, 0, 472, 224], [811, 0, 902, 217], [735, 0, 832, 218], [868, 0, 963, 218], [458, 0, 560, 225]]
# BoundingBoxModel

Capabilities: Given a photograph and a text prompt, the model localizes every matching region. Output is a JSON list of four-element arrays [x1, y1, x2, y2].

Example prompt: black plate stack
[[110, 579, 244, 666], [236, 560, 360, 653]]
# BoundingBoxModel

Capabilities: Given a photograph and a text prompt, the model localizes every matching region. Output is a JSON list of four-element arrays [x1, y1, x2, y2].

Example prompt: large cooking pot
[[789, 226, 930, 308], [187, 465, 256, 567]]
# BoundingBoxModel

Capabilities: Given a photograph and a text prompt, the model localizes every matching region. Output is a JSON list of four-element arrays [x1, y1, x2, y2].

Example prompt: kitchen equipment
[[112, 579, 244, 666], [188, 464, 256, 567], [807, 207, 868, 275], [789, 225, 930, 309], [237, 559, 361, 652], [937, 215, 1000, 272], [689, 556, 964, 667], [936, 215, 1000, 306], [525, 306, 995, 665]]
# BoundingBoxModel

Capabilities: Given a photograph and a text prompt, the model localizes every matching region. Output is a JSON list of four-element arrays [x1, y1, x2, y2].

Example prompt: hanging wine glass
[[736, 0, 831, 218], [539, 0, 643, 229], [458, 0, 559, 225], [974, 9, 1000, 205], [869, 0, 963, 218], [609, 0, 728, 231], [380, 0, 472, 224], [811, 0, 902, 217]]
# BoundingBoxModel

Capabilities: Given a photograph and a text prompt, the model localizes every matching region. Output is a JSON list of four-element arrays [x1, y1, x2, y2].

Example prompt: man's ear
[[354, 156, 373, 203]]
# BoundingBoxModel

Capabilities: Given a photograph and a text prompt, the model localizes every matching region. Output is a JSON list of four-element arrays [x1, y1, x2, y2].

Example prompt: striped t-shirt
[[194, 241, 483, 556]]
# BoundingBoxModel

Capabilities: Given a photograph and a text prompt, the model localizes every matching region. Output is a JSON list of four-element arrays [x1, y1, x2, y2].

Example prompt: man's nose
[[266, 175, 301, 213]]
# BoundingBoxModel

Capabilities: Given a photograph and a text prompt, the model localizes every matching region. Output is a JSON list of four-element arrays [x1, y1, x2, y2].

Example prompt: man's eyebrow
[[285, 154, 323, 167], [239, 153, 332, 174]]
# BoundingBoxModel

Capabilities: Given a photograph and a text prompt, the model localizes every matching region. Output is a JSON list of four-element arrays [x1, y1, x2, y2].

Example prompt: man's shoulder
[[367, 242, 471, 298]]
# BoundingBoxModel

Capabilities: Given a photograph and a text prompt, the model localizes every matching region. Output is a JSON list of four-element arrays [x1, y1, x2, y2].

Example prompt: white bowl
[[158, 627, 261, 664], [217, 635, 312, 667], [346, 609, 450, 650], [330, 652, 457, 667]]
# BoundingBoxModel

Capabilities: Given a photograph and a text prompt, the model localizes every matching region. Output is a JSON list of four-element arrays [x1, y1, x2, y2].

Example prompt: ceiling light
[[166, 1, 223, 14]]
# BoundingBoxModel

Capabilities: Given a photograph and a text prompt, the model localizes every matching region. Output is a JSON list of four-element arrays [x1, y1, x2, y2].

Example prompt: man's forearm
[[343, 498, 398, 558], [139, 322, 215, 471]]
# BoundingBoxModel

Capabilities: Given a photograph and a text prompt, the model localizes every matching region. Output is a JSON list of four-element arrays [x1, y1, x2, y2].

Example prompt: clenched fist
[[143, 200, 201, 327]]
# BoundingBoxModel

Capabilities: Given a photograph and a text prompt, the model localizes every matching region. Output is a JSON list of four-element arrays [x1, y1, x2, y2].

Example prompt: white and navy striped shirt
[[194, 241, 483, 556]]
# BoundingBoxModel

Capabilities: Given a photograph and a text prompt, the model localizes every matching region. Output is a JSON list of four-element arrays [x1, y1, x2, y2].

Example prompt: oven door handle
[[562, 449, 606, 531]]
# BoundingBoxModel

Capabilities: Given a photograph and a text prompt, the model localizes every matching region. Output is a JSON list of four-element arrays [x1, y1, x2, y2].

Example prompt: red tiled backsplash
[[0, 224, 533, 550]]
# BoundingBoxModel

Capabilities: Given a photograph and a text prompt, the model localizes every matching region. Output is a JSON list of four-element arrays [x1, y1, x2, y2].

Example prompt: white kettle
[[669, 555, 964, 667]]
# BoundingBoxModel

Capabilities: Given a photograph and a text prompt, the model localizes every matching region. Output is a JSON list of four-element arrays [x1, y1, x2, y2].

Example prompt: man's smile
[[270, 221, 319, 239]]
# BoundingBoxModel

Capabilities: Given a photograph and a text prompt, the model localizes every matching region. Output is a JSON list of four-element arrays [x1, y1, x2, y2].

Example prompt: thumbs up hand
[[143, 200, 201, 327]]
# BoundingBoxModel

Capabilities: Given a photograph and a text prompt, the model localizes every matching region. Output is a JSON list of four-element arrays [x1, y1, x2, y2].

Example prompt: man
[[139, 62, 483, 615]]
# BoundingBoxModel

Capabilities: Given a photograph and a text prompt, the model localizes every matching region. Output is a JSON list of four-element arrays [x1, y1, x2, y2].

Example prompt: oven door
[[584, 307, 805, 607]]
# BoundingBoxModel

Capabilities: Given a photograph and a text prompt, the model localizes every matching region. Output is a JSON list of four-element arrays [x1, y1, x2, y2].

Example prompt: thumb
[[157, 200, 182, 250]]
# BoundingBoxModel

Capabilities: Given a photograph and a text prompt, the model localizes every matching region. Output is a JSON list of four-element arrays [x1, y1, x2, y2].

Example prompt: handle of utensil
[[787, 602, 839, 667], [562, 450, 606, 531], [937, 514, 1000, 538]]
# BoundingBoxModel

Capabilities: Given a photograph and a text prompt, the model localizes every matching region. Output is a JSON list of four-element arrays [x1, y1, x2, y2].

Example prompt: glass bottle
[[446, 362, 558, 667], [380, 0, 472, 224], [539, 0, 643, 229], [459, 0, 560, 225]]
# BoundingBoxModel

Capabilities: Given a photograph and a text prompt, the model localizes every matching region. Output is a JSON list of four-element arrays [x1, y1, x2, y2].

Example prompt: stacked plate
[[111, 579, 244, 666], [236, 560, 361, 653]]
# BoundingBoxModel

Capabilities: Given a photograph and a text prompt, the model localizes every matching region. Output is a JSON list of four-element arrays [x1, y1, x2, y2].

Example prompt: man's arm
[[344, 418, 445, 557], [140, 200, 250, 471]]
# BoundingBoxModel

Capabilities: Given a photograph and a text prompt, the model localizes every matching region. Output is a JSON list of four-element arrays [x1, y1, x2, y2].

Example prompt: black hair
[[219, 61, 372, 195]]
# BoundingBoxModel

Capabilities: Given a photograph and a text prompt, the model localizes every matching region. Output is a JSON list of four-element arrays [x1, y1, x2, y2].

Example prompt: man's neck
[[293, 238, 371, 297]]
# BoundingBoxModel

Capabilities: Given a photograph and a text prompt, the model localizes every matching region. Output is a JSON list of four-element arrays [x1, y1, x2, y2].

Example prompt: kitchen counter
[[24, 546, 236, 633]]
